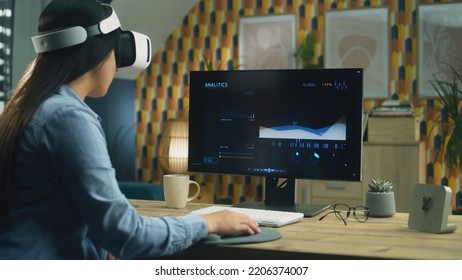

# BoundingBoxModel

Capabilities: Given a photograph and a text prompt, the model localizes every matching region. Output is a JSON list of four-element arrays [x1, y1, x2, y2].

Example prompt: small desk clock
[[408, 184, 457, 234]]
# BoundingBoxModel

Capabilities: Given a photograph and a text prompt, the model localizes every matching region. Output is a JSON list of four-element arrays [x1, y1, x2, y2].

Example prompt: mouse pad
[[201, 228, 282, 245]]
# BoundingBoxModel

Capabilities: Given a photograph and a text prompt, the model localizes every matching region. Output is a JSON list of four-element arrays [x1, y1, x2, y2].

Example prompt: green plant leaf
[[294, 33, 315, 62], [430, 61, 462, 172], [368, 178, 393, 193]]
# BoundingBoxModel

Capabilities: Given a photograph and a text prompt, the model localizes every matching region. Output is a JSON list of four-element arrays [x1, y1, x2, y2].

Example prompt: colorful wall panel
[[135, 0, 460, 206]]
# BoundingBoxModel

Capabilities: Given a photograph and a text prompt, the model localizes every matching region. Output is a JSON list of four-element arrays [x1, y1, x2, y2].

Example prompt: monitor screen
[[188, 68, 363, 216]]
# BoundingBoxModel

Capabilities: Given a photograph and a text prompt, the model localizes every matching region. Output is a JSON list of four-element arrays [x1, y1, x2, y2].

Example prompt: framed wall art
[[324, 7, 389, 99], [418, 3, 462, 97], [238, 14, 297, 70]]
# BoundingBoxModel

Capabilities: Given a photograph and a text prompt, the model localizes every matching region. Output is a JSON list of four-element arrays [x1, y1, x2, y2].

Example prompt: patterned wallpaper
[[134, 0, 460, 206]]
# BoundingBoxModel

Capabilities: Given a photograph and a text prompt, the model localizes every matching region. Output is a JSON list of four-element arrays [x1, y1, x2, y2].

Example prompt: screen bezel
[[188, 68, 363, 182]]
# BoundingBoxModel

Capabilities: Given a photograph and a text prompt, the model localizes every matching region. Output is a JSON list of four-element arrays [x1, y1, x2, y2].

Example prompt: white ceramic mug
[[163, 174, 200, 208]]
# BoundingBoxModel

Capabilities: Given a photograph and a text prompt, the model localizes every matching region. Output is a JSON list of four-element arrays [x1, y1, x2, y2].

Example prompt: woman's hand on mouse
[[203, 210, 261, 236]]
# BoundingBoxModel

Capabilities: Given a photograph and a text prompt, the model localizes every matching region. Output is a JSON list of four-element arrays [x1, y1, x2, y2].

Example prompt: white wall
[[111, 0, 199, 79], [12, 0, 51, 88], [12, 0, 199, 84]]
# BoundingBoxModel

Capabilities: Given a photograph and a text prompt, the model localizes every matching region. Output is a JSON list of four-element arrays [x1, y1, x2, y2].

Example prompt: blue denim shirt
[[0, 85, 207, 259]]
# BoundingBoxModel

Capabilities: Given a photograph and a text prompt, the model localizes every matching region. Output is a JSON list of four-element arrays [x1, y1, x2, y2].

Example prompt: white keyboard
[[191, 205, 304, 227]]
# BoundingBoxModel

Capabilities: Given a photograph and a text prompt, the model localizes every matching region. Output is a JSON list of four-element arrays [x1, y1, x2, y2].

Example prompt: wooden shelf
[[297, 142, 426, 213]]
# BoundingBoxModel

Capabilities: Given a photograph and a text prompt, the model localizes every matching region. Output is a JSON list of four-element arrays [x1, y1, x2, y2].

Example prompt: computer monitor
[[188, 68, 363, 216]]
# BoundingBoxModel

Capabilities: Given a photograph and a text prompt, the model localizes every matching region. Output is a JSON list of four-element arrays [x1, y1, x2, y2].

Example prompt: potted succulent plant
[[365, 179, 396, 217]]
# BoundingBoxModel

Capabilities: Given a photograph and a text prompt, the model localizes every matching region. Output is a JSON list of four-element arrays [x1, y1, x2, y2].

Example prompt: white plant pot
[[365, 192, 396, 217]]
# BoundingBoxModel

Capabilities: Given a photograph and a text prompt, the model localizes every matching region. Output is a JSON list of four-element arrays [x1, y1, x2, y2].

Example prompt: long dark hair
[[0, 0, 118, 220]]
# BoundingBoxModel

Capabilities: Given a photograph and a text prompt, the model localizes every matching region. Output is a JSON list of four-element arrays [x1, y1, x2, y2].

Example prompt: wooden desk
[[130, 200, 462, 260]]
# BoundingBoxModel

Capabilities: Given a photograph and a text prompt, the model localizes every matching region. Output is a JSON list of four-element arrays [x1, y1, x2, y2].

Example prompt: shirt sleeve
[[42, 104, 208, 259]]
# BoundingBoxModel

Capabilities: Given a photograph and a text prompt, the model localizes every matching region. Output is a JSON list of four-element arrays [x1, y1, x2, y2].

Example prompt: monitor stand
[[234, 177, 330, 217]]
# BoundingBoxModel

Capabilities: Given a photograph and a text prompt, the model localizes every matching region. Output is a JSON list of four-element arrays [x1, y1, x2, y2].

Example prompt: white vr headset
[[31, 4, 151, 71]]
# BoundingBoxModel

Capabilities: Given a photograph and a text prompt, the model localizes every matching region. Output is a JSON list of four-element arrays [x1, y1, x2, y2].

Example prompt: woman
[[0, 0, 259, 259]]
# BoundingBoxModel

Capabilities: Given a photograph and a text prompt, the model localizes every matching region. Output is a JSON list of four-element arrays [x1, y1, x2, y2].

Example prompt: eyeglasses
[[318, 204, 370, 225]]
